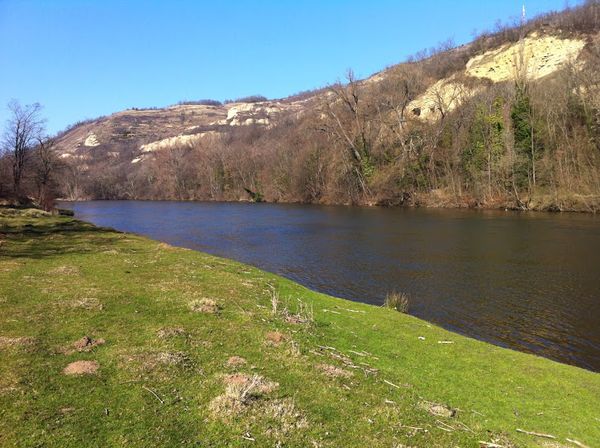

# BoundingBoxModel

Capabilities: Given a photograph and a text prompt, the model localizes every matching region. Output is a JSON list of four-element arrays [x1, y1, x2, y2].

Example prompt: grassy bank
[[1, 210, 599, 447]]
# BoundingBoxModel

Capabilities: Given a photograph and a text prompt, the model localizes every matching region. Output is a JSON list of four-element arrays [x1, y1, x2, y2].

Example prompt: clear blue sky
[[0, 0, 576, 134]]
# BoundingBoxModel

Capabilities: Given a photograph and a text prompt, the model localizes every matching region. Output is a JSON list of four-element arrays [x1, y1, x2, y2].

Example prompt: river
[[62, 201, 600, 371]]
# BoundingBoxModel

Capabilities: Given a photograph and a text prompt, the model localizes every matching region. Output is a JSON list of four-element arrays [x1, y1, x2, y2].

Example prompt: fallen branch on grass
[[566, 438, 590, 448], [516, 428, 556, 439], [142, 385, 164, 404]]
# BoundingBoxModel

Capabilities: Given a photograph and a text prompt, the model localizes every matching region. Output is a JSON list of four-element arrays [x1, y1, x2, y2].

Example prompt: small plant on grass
[[384, 290, 409, 313], [269, 286, 279, 316]]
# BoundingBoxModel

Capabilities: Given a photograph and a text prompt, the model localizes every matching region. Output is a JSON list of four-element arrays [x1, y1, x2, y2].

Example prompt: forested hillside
[[3, 2, 600, 211]]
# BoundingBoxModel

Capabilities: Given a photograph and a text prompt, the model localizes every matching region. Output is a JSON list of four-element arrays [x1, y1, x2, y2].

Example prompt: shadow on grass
[[0, 219, 123, 260]]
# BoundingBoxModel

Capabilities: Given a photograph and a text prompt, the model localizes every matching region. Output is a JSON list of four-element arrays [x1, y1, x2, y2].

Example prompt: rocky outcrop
[[409, 32, 588, 120]]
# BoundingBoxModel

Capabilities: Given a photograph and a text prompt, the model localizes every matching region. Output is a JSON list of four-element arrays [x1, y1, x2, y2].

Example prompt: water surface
[[64, 201, 600, 371]]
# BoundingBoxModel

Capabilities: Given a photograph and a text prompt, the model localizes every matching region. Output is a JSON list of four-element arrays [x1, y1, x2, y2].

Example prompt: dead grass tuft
[[189, 298, 221, 314], [226, 356, 247, 368], [156, 327, 187, 339], [0, 336, 37, 349], [419, 400, 457, 418], [265, 331, 287, 346], [156, 242, 177, 251], [210, 373, 279, 418], [68, 297, 103, 311], [317, 363, 353, 378], [263, 398, 309, 436], [384, 291, 409, 313], [155, 351, 192, 367], [63, 360, 99, 375], [49, 265, 80, 276]]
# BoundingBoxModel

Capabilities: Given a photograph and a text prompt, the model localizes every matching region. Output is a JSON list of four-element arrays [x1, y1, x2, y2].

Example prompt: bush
[[177, 99, 222, 106], [224, 95, 268, 104], [384, 291, 409, 313]]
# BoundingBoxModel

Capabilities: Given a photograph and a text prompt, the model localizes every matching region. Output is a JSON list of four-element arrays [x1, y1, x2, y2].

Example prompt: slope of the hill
[[53, 4, 600, 211]]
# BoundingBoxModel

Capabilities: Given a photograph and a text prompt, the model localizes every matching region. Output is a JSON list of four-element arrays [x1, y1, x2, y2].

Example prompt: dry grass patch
[[189, 298, 221, 314], [156, 242, 177, 251], [155, 351, 193, 367], [226, 356, 247, 368], [49, 265, 80, 276], [316, 363, 353, 379], [419, 400, 457, 418], [0, 336, 37, 350], [67, 297, 103, 311], [263, 398, 309, 437], [265, 331, 287, 347], [63, 360, 99, 375], [0, 260, 22, 272], [210, 373, 279, 418], [156, 327, 187, 339]]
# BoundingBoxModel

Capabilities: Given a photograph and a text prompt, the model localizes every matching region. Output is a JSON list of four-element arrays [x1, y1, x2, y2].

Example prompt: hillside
[[53, 3, 600, 211], [1, 208, 599, 447]]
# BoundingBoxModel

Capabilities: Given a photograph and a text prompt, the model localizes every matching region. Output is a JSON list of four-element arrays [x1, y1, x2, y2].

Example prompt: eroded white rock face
[[84, 134, 100, 147], [409, 79, 481, 121], [466, 34, 585, 82], [224, 102, 297, 127], [409, 33, 587, 120], [140, 134, 203, 152], [138, 130, 222, 154]]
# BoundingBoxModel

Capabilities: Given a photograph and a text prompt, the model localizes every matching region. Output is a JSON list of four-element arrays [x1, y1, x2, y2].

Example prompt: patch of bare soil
[[316, 363, 353, 379], [189, 298, 221, 314], [0, 336, 37, 349], [62, 336, 105, 354], [156, 327, 187, 339], [420, 400, 457, 418], [63, 360, 99, 375], [226, 356, 247, 368], [265, 331, 287, 346]]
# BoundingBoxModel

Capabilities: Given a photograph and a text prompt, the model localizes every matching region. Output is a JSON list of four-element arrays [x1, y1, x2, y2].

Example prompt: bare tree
[[34, 137, 61, 210], [1, 100, 45, 198]]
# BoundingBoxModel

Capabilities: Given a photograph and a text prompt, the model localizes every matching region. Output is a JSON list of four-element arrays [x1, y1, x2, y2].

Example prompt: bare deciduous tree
[[1, 100, 45, 197], [34, 137, 61, 210]]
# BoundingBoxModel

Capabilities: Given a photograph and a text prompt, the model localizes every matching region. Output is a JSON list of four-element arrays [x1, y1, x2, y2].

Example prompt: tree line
[[0, 101, 64, 210]]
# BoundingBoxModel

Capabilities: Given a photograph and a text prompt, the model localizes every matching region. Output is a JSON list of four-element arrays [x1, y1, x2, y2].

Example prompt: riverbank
[[1, 209, 599, 447], [58, 190, 600, 214]]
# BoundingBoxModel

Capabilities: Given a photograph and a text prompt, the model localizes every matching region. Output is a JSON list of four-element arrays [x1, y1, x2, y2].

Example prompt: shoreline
[[57, 197, 600, 215]]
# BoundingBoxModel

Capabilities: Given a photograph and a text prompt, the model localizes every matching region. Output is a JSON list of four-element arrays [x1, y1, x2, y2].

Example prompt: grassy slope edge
[[0, 211, 598, 447]]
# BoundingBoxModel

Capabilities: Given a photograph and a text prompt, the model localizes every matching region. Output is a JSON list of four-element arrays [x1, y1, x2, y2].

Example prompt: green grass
[[0, 210, 599, 447]]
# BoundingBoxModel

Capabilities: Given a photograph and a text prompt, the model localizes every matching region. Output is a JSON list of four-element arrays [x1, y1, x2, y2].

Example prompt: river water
[[63, 201, 600, 371]]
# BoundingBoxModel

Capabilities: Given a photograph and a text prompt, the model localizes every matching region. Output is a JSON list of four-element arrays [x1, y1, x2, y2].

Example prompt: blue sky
[[0, 0, 576, 134]]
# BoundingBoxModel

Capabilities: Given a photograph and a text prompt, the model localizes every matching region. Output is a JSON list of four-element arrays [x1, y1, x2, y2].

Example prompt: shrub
[[224, 95, 268, 104], [177, 99, 222, 106]]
